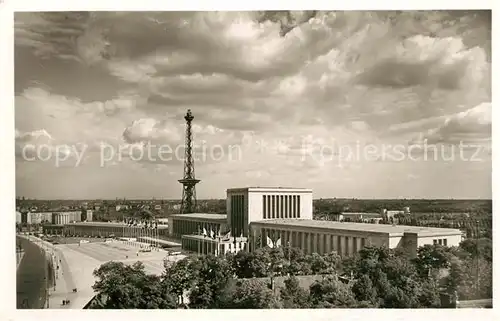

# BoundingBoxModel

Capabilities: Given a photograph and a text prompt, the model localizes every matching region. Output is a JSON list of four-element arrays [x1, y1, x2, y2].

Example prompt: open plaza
[[18, 234, 185, 309]]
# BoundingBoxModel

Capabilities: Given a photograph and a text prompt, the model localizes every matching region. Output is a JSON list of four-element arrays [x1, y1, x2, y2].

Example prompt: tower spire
[[178, 109, 200, 214]]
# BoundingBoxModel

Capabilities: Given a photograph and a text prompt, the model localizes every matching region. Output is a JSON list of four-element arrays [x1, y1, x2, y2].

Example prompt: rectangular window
[[438, 239, 443, 245], [263, 195, 267, 219], [271, 196, 275, 219], [297, 195, 301, 218], [284, 195, 290, 218], [433, 239, 438, 245], [443, 239, 448, 246], [267, 195, 271, 219], [292, 196, 296, 218], [280, 195, 284, 218]]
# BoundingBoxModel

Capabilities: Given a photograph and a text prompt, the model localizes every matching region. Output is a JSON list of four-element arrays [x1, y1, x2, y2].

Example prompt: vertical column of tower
[[178, 109, 201, 214]]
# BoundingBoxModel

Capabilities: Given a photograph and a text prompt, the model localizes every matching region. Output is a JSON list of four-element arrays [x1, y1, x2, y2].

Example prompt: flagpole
[[156, 221, 159, 251]]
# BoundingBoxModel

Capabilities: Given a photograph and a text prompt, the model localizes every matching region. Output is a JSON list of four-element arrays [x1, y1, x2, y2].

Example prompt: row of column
[[259, 228, 368, 256], [182, 236, 248, 256], [263, 195, 301, 219]]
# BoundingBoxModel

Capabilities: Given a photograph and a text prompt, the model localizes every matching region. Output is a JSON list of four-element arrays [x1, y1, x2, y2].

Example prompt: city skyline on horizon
[[15, 11, 492, 200]]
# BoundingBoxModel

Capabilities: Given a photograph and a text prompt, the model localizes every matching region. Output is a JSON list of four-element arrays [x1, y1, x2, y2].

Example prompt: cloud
[[356, 35, 487, 90], [410, 102, 491, 145], [14, 128, 78, 164], [122, 118, 182, 145], [14, 11, 492, 198], [16, 87, 146, 143]]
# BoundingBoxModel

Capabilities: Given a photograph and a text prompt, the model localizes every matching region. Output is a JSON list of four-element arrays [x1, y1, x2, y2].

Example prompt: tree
[[163, 257, 197, 304], [460, 238, 492, 262], [279, 276, 310, 308], [413, 244, 453, 278], [307, 253, 328, 274], [284, 247, 311, 276], [322, 251, 342, 274], [188, 254, 234, 309], [92, 261, 177, 309], [247, 247, 272, 277], [351, 274, 378, 306], [308, 276, 358, 308], [418, 278, 441, 308], [219, 279, 282, 309], [349, 246, 426, 308], [228, 251, 259, 278], [452, 256, 492, 300]]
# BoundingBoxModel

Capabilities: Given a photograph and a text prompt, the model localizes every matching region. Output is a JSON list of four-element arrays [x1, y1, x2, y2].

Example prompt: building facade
[[226, 187, 313, 238], [249, 219, 462, 258], [64, 222, 169, 238], [51, 211, 83, 225], [168, 213, 227, 238]]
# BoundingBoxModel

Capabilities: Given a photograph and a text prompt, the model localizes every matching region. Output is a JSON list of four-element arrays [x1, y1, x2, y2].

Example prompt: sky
[[14, 11, 492, 200]]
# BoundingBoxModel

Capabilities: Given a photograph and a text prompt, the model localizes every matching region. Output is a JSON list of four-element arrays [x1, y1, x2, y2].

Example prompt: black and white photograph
[[6, 5, 494, 312]]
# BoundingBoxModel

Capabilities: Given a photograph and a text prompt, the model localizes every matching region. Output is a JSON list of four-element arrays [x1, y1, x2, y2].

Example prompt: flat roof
[[227, 187, 312, 193], [66, 222, 168, 229], [170, 213, 227, 221], [251, 219, 461, 236]]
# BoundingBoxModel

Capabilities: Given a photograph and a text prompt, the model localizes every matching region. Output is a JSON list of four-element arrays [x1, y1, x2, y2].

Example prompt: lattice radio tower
[[178, 109, 200, 214]]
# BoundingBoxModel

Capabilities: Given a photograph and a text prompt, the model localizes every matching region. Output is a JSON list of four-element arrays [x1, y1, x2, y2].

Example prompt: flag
[[267, 236, 274, 248], [210, 229, 214, 238], [202, 228, 207, 237], [222, 231, 231, 241], [275, 238, 282, 248]]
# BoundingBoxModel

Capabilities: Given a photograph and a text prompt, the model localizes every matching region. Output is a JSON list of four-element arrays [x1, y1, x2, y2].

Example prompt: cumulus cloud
[[14, 128, 77, 163], [14, 11, 492, 198], [410, 102, 491, 145], [122, 118, 182, 145], [356, 36, 488, 90]]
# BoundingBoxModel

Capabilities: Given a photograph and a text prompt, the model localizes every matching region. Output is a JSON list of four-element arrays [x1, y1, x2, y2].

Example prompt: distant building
[[86, 210, 93, 222], [63, 221, 168, 238], [51, 211, 82, 225], [169, 213, 227, 238], [115, 205, 130, 212], [334, 212, 381, 222], [226, 187, 313, 237], [171, 187, 461, 258], [25, 212, 53, 224], [172, 187, 312, 256], [42, 224, 64, 235], [16, 211, 22, 224], [249, 219, 462, 258]]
